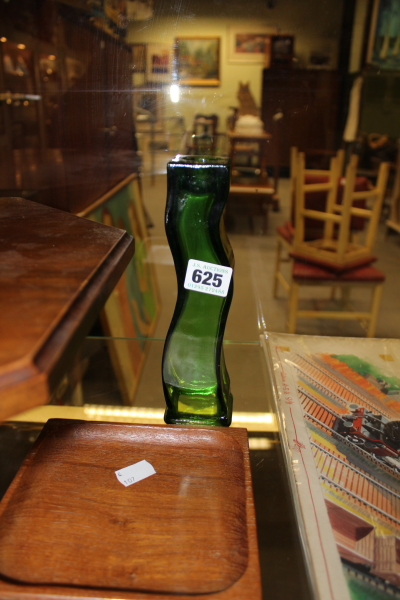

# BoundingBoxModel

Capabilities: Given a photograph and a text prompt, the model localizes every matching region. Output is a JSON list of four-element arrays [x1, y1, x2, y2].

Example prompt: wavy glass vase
[[162, 155, 234, 426]]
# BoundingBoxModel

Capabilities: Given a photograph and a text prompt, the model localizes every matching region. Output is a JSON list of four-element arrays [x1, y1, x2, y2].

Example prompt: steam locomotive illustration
[[334, 404, 400, 472]]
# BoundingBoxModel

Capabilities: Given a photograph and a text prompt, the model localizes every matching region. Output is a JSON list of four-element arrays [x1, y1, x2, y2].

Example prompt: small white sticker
[[184, 259, 233, 297], [115, 460, 156, 487]]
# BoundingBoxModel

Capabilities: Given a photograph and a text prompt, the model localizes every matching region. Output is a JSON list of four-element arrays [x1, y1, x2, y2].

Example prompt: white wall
[[128, 0, 344, 133]]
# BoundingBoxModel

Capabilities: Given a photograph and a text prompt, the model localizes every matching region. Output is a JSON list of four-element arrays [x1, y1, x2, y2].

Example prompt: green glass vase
[[162, 155, 234, 426]]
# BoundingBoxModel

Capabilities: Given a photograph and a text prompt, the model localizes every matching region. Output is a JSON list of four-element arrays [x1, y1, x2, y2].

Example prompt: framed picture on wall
[[174, 37, 220, 86], [367, 0, 400, 70], [228, 27, 276, 64], [270, 34, 294, 67], [133, 88, 165, 130], [146, 43, 172, 83]]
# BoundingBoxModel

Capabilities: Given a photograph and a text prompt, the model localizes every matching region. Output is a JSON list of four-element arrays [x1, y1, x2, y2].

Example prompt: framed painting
[[367, 0, 400, 70], [146, 43, 172, 83], [228, 27, 276, 64], [270, 34, 294, 68], [174, 37, 220, 86], [82, 175, 160, 405]]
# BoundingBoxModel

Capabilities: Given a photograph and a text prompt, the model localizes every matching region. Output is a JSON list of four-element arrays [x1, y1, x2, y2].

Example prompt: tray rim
[[0, 420, 261, 600]]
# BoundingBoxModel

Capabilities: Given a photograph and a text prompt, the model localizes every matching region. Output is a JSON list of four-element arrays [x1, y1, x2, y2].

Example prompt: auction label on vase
[[184, 259, 233, 297]]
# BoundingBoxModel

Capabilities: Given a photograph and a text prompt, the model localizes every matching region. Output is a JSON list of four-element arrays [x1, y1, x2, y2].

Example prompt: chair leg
[[249, 215, 254, 233], [288, 281, 299, 334], [339, 286, 351, 310], [262, 202, 269, 235], [272, 195, 280, 212], [367, 283, 383, 338], [273, 238, 283, 298]]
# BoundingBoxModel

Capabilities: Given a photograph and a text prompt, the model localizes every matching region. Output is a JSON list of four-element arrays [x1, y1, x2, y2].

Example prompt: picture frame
[[174, 37, 220, 86], [270, 34, 294, 68], [84, 175, 160, 405], [146, 43, 172, 83], [104, 0, 127, 32], [130, 43, 146, 73], [228, 27, 276, 64], [133, 88, 165, 131], [366, 0, 400, 71]]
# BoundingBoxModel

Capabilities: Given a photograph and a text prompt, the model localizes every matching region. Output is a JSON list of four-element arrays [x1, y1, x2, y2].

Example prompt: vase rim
[[169, 155, 230, 167]]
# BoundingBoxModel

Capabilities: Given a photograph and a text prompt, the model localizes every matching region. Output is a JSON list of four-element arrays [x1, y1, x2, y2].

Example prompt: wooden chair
[[287, 261, 385, 337], [287, 154, 390, 338], [292, 153, 390, 271], [273, 147, 344, 297]]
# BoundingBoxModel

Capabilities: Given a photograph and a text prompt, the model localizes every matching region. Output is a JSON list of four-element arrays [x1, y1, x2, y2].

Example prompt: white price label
[[115, 460, 156, 487], [184, 259, 233, 297]]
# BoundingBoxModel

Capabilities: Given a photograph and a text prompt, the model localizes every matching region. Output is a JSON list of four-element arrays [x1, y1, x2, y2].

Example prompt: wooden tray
[[0, 420, 261, 599]]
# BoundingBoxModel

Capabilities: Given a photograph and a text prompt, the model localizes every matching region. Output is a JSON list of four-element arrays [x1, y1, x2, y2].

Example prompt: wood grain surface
[[0, 198, 135, 420], [0, 421, 261, 599]]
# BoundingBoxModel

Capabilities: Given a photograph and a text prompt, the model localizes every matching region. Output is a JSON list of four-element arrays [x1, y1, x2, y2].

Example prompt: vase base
[[164, 408, 231, 427]]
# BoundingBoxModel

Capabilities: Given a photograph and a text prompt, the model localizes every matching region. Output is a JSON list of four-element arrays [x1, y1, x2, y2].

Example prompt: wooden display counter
[[0, 196, 135, 421]]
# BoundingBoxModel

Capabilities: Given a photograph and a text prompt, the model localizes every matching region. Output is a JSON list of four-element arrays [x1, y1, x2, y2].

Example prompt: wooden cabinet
[[261, 69, 341, 169], [105, 35, 137, 190], [0, 2, 139, 214]]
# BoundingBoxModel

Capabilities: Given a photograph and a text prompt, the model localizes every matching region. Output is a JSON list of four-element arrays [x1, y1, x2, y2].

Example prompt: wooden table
[[0, 197, 135, 421]]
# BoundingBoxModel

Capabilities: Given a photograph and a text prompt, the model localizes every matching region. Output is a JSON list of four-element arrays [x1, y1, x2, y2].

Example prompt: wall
[[127, 0, 344, 133], [349, 0, 370, 73]]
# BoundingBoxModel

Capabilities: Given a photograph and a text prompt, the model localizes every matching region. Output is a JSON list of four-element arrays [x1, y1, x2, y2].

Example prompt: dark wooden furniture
[[261, 69, 341, 169], [229, 132, 272, 184], [0, 419, 262, 599], [0, 197, 135, 421], [228, 132, 276, 234], [186, 113, 220, 155], [0, 2, 140, 214]]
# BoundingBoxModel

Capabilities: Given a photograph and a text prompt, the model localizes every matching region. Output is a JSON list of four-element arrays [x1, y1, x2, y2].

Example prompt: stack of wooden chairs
[[274, 148, 390, 337], [273, 147, 344, 296]]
